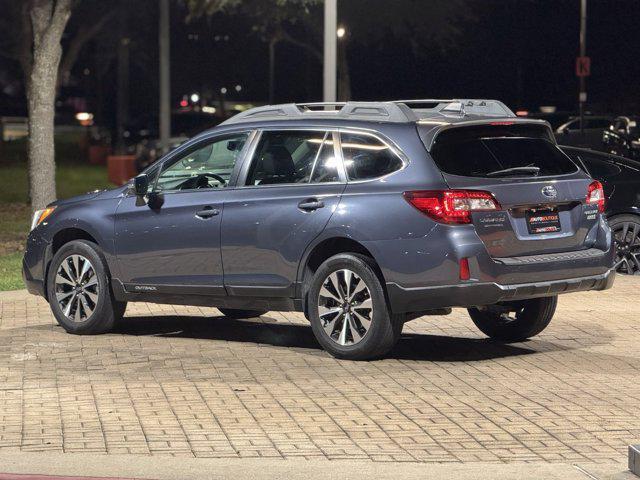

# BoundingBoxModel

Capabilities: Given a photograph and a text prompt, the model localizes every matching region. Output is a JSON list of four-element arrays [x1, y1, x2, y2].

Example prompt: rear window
[[430, 125, 579, 178]]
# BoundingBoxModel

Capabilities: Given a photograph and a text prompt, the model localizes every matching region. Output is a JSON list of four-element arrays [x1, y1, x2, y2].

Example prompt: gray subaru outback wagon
[[23, 100, 615, 360]]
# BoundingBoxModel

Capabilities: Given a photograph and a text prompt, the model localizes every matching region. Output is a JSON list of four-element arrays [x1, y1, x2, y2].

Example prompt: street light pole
[[323, 0, 337, 103], [159, 0, 171, 150], [579, 0, 587, 135]]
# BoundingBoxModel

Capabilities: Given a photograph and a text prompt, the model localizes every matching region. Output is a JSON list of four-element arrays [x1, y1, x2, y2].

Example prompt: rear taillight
[[403, 190, 501, 224], [586, 180, 605, 213]]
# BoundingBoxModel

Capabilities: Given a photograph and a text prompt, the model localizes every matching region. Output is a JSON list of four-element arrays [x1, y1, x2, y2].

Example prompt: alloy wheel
[[54, 254, 99, 322], [613, 221, 640, 274], [317, 269, 373, 346]]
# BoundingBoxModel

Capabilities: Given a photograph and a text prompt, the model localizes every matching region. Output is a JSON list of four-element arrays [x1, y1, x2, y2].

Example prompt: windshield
[[430, 125, 579, 178]]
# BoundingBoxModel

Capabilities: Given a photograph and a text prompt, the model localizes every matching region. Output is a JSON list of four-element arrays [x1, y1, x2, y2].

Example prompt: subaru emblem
[[541, 185, 557, 198]]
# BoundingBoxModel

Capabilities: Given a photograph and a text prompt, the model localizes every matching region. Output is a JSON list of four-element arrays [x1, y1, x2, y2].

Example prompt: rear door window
[[430, 125, 578, 178], [245, 130, 340, 186]]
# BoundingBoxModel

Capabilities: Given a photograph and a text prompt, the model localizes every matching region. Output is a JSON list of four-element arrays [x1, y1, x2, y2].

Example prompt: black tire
[[46, 240, 126, 335], [218, 308, 268, 319], [608, 214, 640, 275], [308, 253, 403, 360], [468, 296, 557, 342]]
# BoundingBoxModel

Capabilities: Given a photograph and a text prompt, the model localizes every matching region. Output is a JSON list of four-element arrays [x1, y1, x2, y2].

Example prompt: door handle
[[298, 198, 324, 211], [195, 207, 220, 219]]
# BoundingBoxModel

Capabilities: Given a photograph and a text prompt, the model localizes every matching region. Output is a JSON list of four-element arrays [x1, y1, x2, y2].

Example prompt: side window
[[585, 118, 609, 129], [245, 131, 340, 186], [614, 119, 627, 133], [566, 119, 579, 131], [155, 133, 248, 191], [579, 154, 621, 179], [341, 133, 403, 181]]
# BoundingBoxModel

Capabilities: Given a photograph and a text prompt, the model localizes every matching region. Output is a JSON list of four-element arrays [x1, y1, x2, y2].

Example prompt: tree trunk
[[25, 0, 72, 211], [27, 45, 60, 210]]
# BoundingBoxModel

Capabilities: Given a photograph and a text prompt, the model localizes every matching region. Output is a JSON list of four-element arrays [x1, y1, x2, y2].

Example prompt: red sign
[[576, 56, 591, 77]]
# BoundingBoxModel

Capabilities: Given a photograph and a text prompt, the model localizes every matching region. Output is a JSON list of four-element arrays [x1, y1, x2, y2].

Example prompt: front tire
[[308, 254, 403, 360], [468, 296, 557, 342], [46, 240, 126, 335]]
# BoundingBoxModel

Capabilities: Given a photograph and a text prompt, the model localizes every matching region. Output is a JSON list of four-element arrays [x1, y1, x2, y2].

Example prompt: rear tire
[[47, 240, 126, 335], [468, 296, 557, 342], [218, 308, 267, 319], [608, 214, 640, 275], [308, 253, 403, 360]]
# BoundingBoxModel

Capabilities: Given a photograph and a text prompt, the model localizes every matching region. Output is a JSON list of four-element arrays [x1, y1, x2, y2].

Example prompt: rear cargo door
[[425, 124, 600, 258]]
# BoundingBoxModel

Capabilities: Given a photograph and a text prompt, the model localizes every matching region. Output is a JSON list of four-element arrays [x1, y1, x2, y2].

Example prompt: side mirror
[[133, 174, 149, 196]]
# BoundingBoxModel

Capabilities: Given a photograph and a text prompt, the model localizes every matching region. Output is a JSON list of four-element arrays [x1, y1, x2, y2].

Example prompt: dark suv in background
[[561, 145, 640, 274], [23, 99, 615, 360]]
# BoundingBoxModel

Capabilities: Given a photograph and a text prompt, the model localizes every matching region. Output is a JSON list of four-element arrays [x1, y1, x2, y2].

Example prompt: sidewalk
[[1, 276, 639, 466]]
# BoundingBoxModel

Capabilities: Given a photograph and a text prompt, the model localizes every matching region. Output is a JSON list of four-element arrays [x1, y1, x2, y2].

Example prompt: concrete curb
[[0, 289, 30, 301], [630, 445, 640, 477], [0, 452, 633, 480]]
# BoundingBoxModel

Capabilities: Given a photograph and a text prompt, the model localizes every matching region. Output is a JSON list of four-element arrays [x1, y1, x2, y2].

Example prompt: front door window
[[155, 133, 249, 191]]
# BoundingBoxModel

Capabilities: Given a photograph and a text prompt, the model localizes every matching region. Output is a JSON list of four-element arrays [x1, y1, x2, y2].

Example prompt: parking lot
[[0, 276, 638, 465]]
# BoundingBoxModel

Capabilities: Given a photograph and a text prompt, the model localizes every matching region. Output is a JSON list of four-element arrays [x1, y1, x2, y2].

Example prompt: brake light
[[403, 190, 501, 224], [586, 180, 605, 213]]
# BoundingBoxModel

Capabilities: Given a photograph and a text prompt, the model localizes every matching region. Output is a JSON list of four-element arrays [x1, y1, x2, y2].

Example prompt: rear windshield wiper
[[486, 166, 541, 177]]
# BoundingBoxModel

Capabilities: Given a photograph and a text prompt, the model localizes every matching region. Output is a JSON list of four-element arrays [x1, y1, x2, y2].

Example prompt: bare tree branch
[[19, 2, 34, 87], [48, 0, 73, 39], [278, 28, 322, 61], [58, 8, 118, 88]]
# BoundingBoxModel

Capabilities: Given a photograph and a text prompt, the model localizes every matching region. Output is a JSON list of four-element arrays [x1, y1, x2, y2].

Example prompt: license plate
[[526, 208, 561, 234]]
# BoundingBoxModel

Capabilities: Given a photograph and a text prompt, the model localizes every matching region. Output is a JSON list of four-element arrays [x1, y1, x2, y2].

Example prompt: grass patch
[[0, 252, 24, 291], [0, 136, 113, 290], [0, 164, 110, 203]]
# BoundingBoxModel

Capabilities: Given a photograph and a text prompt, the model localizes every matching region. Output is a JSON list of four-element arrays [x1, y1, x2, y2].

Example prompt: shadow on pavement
[[111, 314, 547, 362]]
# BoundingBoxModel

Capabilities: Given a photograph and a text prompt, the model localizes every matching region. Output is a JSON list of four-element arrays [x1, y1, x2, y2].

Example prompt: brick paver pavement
[[0, 276, 638, 464]]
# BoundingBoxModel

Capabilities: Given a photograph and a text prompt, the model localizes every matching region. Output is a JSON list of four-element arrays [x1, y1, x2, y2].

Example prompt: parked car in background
[[561, 146, 640, 275], [555, 116, 611, 150], [23, 100, 615, 360], [602, 116, 640, 159]]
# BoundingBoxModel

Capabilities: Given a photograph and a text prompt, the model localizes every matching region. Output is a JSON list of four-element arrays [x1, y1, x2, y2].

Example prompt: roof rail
[[392, 99, 515, 118], [220, 99, 514, 125]]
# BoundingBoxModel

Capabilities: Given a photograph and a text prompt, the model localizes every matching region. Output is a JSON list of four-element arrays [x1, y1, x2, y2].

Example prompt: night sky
[[167, 0, 640, 112], [1, 0, 639, 129]]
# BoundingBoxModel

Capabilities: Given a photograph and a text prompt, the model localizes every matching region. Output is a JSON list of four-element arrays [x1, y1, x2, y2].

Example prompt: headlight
[[30, 206, 56, 231]]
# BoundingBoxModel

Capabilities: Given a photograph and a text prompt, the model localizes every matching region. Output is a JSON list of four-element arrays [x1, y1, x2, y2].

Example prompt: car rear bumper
[[386, 268, 615, 313]]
